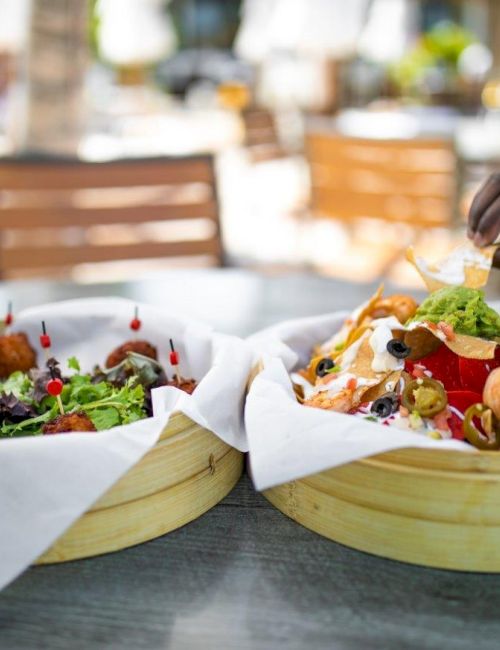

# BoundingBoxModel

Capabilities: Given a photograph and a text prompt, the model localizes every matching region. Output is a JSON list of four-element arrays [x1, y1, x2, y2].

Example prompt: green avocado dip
[[409, 286, 500, 339]]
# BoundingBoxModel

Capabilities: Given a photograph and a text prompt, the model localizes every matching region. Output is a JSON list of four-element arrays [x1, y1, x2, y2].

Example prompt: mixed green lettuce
[[0, 355, 157, 438]]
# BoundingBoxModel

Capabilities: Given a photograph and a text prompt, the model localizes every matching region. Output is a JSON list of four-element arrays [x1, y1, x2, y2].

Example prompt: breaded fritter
[[371, 295, 418, 324], [42, 412, 96, 435], [105, 340, 158, 368], [166, 378, 197, 394], [0, 332, 37, 378]]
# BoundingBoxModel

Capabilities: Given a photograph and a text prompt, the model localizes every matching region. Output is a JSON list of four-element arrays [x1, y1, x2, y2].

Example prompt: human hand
[[468, 174, 500, 268]]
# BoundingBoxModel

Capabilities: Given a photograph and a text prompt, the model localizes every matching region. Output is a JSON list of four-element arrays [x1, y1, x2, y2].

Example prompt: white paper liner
[[0, 297, 252, 590], [246, 312, 476, 492]]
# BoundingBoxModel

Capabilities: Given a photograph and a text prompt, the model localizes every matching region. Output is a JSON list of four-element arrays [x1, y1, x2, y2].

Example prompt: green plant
[[389, 21, 476, 97]]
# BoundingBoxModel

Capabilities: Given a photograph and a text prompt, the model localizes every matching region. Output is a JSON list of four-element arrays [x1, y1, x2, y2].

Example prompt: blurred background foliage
[[390, 21, 476, 98]]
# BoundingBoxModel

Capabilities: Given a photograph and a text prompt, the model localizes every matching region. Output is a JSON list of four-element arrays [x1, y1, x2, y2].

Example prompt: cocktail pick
[[40, 321, 52, 362], [46, 366, 64, 416], [169, 338, 181, 385], [4, 301, 12, 334], [130, 306, 141, 333]]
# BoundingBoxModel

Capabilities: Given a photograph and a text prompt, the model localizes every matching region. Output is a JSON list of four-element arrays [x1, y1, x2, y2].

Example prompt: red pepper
[[458, 348, 500, 394], [405, 343, 461, 391], [447, 391, 483, 440], [346, 377, 357, 391], [411, 365, 427, 379], [438, 321, 456, 341]]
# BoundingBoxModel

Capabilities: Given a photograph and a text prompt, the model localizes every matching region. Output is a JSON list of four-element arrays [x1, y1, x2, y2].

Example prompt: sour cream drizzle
[[367, 316, 405, 373]]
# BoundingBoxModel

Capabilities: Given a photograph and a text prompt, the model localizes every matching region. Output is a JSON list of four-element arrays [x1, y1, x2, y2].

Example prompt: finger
[[493, 248, 500, 269], [473, 194, 500, 246], [469, 174, 500, 234]]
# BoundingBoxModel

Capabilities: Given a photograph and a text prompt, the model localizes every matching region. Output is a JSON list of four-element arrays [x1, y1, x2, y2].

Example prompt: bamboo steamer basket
[[264, 447, 500, 572], [37, 412, 243, 564]]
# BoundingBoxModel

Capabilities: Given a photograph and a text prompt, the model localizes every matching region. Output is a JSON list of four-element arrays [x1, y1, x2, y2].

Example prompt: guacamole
[[409, 286, 500, 339]]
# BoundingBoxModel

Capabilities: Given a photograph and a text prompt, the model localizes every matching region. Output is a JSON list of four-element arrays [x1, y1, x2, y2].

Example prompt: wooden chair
[[242, 109, 285, 163], [307, 132, 457, 228], [0, 155, 223, 279]]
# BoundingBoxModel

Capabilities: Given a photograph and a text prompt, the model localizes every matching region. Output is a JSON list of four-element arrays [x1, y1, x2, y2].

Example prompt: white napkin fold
[[0, 297, 252, 590], [246, 312, 473, 492]]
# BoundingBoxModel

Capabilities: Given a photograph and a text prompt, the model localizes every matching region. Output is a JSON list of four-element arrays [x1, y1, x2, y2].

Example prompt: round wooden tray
[[37, 413, 243, 564], [264, 447, 500, 572]]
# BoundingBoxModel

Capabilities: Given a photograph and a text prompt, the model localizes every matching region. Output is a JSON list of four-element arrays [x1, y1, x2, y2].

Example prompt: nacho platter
[[264, 245, 500, 571]]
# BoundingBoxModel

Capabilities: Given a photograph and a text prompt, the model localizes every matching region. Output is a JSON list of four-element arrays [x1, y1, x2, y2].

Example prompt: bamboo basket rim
[[36, 413, 243, 564], [37, 447, 243, 564], [157, 410, 190, 440], [88, 411, 226, 512], [357, 446, 500, 474], [93, 443, 235, 514]]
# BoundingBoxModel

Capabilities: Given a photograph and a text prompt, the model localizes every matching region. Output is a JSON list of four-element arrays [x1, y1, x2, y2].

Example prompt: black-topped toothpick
[[4, 301, 13, 331], [169, 338, 180, 385]]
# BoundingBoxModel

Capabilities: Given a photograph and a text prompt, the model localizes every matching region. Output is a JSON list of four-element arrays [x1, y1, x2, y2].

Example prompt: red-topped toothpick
[[4, 301, 13, 332], [40, 321, 52, 361], [169, 338, 181, 385], [130, 306, 141, 333], [46, 366, 64, 415]]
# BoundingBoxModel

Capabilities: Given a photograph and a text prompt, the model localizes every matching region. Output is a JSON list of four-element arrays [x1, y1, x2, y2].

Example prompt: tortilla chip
[[344, 324, 370, 352], [463, 249, 496, 288], [347, 337, 384, 381], [320, 285, 385, 357], [292, 382, 305, 403], [302, 354, 333, 384], [356, 284, 385, 327], [445, 333, 498, 360], [404, 327, 442, 360], [406, 244, 497, 292], [405, 247, 445, 292], [409, 323, 498, 360], [360, 370, 402, 404]]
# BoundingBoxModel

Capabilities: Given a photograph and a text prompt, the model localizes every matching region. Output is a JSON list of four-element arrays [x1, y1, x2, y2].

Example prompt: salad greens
[[0, 356, 153, 438]]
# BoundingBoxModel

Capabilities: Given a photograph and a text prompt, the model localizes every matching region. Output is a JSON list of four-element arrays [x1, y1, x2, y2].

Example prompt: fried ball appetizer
[[42, 412, 96, 435], [0, 332, 37, 378], [371, 295, 418, 324], [166, 378, 197, 395], [105, 340, 157, 369]]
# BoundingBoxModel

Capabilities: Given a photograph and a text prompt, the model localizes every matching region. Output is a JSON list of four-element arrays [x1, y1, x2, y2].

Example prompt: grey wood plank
[[2, 476, 500, 650]]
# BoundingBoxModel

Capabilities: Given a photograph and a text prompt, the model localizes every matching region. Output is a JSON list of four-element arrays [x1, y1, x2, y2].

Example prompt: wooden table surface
[[1, 269, 499, 650]]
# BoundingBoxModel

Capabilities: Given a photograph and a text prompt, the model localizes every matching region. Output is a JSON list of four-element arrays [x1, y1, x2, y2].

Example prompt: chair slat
[[307, 131, 456, 227], [307, 134, 455, 173], [0, 201, 218, 229], [0, 155, 223, 277], [0, 157, 214, 190], [312, 187, 451, 226], [2, 239, 222, 270]]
